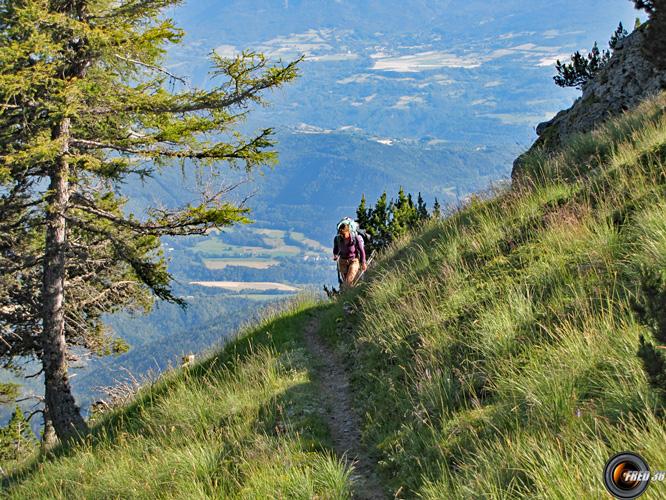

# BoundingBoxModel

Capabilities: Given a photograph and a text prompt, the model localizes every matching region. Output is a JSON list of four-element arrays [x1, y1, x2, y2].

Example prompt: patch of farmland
[[203, 258, 279, 270], [229, 293, 285, 301], [189, 281, 300, 292], [288, 231, 328, 252], [254, 228, 285, 238], [254, 228, 287, 247]]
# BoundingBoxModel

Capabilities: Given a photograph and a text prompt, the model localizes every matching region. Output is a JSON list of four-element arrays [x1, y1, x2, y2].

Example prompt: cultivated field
[[189, 281, 301, 292], [202, 258, 280, 270]]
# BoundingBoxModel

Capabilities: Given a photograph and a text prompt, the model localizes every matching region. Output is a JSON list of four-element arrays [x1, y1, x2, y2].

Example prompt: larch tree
[[0, 0, 299, 442]]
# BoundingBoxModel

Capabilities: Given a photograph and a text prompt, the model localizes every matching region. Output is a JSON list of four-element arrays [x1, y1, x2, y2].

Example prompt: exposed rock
[[512, 24, 666, 180]]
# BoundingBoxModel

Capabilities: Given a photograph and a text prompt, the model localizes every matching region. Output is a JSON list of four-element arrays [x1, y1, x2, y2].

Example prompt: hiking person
[[333, 218, 367, 289]]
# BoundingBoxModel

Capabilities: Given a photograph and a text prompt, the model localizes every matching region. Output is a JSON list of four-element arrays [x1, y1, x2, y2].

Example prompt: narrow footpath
[[303, 315, 386, 500]]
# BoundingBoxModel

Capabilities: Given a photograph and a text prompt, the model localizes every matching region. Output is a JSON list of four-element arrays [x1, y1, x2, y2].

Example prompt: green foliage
[[3, 297, 353, 498], [329, 91, 666, 496], [355, 194, 371, 234], [553, 22, 627, 89], [632, 0, 666, 68], [356, 188, 434, 253], [4, 91, 666, 498], [416, 192, 429, 220], [554, 42, 611, 89], [0, 406, 37, 465], [633, 0, 657, 14], [630, 201, 666, 398], [0, 383, 19, 405], [0, 0, 299, 438], [609, 21, 629, 49], [431, 197, 442, 219]]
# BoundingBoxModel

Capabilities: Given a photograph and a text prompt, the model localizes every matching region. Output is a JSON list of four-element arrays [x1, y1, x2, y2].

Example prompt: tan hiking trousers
[[338, 257, 360, 289]]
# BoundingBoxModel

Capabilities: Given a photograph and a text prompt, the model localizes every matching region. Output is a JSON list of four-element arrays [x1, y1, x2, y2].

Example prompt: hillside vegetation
[[3, 93, 666, 498]]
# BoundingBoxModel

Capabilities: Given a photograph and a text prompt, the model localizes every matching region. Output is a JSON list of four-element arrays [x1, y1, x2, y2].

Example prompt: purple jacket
[[333, 234, 366, 265]]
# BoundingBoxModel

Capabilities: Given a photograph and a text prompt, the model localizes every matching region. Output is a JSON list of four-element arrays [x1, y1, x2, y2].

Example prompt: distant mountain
[[120, 130, 517, 242], [168, 0, 638, 146]]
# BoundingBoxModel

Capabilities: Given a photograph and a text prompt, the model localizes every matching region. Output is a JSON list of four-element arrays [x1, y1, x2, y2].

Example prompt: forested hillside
[[4, 90, 666, 499]]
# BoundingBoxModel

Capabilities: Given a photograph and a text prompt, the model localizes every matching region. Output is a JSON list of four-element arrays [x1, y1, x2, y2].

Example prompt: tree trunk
[[40, 405, 58, 454], [40, 117, 88, 442]]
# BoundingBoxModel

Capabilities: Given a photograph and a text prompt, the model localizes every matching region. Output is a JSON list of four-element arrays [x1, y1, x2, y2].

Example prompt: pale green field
[[193, 239, 300, 257], [203, 258, 280, 270], [232, 293, 292, 301], [289, 231, 329, 252], [189, 281, 300, 292], [255, 228, 288, 248]]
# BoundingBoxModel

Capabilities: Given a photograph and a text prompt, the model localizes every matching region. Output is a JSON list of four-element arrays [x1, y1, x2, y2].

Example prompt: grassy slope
[[334, 92, 666, 498], [4, 93, 666, 498], [3, 298, 352, 499]]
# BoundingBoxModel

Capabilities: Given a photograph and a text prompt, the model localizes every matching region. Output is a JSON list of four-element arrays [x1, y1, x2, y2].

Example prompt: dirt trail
[[303, 315, 387, 500]]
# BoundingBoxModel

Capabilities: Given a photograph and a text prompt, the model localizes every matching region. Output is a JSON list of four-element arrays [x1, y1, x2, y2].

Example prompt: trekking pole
[[351, 250, 376, 286], [336, 259, 342, 287]]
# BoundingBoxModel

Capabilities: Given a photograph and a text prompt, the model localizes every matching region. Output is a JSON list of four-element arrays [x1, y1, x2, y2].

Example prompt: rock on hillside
[[512, 23, 666, 179]]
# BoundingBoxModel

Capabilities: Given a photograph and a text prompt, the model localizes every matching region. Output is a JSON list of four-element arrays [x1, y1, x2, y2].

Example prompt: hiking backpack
[[335, 217, 370, 250]]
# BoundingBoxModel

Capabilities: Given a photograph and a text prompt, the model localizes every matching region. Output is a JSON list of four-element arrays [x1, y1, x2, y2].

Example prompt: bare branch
[[25, 369, 43, 379], [16, 395, 44, 403], [25, 409, 45, 422]]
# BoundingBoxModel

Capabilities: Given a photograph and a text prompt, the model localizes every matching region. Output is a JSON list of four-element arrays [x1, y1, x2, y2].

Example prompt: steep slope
[[4, 94, 666, 498], [3, 298, 359, 498], [334, 91, 666, 497], [513, 22, 666, 179]]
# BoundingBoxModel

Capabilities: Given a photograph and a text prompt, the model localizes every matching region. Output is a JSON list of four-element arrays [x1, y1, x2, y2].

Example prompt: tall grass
[[327, 92, 666, 497], [3, 296, 353, 498]]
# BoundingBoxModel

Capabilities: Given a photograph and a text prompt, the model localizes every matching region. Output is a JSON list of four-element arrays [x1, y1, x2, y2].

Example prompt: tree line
[[354, 188, 442, 253], [554, 1, 665, 89]]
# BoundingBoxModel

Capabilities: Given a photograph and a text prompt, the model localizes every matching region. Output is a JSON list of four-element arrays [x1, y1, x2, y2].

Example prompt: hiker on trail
[[333, 219, 367, 289]]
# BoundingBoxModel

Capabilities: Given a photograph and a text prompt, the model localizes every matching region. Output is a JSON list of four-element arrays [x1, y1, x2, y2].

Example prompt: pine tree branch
[[113, 53, 188, 86], [79, 281, 138, 308], [84, 58, 301, 116], [70, 130, 273, 162], [69, 192, 241, 236]]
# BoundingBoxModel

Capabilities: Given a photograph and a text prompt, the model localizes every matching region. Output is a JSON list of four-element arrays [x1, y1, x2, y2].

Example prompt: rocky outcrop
[[512, 24, 666, 180]]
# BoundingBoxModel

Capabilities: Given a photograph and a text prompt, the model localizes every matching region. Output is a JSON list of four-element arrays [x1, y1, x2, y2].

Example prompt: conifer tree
[[356, 193, 374, 251], [388, 187, 407, 238], [0, 0, 299, 441], [389, 187, 419, 239], [553, 21, 630, 89], [369, 192, 391, 249], [553, 42, 611, 89], [416, 192, 428, 221], [432, 197, 442, 220], [356, 194, 372, 232], [632, 0, 666, 68], [609, 22, 629, 49], [0, 406, 37, 463]]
